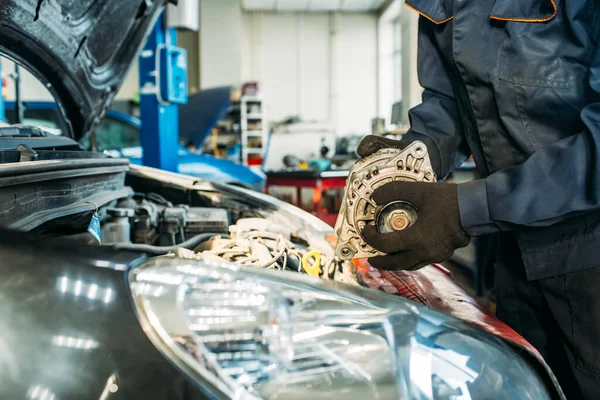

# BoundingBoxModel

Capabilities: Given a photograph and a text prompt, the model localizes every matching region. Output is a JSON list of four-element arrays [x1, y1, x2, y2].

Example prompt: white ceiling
[[241, 0, 388, 12]]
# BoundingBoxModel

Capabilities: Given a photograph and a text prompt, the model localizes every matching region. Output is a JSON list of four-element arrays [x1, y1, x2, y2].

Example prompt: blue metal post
[[0, 59, 5, 122], [138, 13, 179, 172]]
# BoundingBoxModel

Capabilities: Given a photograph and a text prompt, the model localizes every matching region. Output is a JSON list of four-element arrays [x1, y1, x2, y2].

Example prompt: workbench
[[265, 169, 348, 227]]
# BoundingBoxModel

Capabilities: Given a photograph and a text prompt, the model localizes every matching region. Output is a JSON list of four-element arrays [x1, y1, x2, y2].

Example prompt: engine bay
[[93, 192, 356, 285], [5, 159, 359, 286], [0, 137, 357, 285]]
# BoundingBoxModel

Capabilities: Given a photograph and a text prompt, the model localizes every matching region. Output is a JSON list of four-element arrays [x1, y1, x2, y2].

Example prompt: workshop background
[[3, 0, 419, 136], [0, 0, 481, 296]]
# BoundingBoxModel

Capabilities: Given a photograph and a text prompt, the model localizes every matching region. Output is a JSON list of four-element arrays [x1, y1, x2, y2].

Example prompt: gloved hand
[[357, 135, 408, 158], [361, 180, 470, 270], [357, 135, 443, 178]]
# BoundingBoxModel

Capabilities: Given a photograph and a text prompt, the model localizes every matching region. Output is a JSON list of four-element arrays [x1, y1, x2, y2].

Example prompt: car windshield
[[1, 59, 68, 134], [4, 108, 63, 133], [1, 57, 140, 148], [80, 116, 141, 152]]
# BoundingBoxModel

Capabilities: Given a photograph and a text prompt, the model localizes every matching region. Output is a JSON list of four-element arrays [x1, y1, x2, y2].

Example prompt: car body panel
[[355, 259, 565, 399], [124, 147, 265, 189], [0, 230, 214, 400], [0, 161, 563, 400], [0, 227, 560, 400]]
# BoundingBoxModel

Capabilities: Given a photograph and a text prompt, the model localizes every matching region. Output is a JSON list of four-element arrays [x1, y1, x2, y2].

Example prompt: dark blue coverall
[[401, 0, 600, 397]]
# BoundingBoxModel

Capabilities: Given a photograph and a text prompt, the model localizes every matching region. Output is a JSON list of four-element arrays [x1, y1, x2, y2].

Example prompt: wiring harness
[[172, 223, 357, 285]]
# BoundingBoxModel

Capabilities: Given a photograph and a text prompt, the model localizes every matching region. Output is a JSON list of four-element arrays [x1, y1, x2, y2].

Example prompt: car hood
[[177, 151, 266, 187], [124, 147, 265, 188], [0, 0, 171, 141], [178, 86, 232, 148]]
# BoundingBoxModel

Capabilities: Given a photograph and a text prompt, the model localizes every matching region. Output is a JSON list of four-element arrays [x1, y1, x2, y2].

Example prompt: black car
[[0, 1, 563, 399]]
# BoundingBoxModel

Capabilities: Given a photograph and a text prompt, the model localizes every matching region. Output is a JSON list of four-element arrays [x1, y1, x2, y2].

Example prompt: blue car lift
[[138, 13, 188, 172], [0, 60, 5, 121], [0, 60, 23, 123]]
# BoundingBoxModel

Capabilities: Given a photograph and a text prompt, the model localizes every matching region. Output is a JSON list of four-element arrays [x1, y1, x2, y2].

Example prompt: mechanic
[[354, 0, 600, 398]]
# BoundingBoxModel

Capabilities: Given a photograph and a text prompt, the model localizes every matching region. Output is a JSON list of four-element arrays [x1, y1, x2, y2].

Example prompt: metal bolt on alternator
[[386, 209, 411, 231]]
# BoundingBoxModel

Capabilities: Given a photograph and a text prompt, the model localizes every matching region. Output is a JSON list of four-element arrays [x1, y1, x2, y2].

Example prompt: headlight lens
[[129, 258, 552, 400]]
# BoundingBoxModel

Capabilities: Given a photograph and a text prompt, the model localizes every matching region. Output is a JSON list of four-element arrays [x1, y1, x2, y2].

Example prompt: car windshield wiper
[[0, 125, 88, 155], [0, 144, 109, 164], [0, 125, 49, 138]]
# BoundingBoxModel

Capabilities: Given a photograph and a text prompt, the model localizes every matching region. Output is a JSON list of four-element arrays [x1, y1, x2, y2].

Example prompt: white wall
[[200, 0, 244, 88], [377, 0, 421, 127], [117, 60, 139, 100], [402, 8, 421, 112], [1, 59, 53, 101], [334, 13, 378, 135], [377, 4, 395, 125], [242, 11, 377, 136], [242, 12, 330, 123]]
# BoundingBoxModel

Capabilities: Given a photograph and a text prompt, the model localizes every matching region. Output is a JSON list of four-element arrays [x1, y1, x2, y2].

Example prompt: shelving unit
[[239, 96, 268, 168], [210, 95, 269, 169]]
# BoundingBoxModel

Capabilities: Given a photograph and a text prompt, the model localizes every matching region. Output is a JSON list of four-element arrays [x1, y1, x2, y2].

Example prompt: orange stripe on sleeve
[[404, 3, 454, 25]]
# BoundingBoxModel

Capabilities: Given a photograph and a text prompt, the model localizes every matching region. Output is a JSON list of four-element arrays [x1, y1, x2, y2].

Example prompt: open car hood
[[0, 0, 171, 141], [178, 86, 232, 148]]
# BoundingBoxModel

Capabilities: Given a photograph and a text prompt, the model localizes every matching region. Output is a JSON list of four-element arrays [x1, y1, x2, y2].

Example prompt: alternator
[[334, 141, 436, 260]]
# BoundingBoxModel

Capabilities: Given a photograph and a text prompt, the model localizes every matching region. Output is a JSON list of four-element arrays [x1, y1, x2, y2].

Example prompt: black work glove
[[361, 181, 470, 270], [357, 135, 408, 158]]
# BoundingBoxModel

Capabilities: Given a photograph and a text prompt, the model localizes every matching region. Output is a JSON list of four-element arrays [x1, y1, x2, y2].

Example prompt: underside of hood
[[178, 86, 233, 148], [0, 0, 171, 141]]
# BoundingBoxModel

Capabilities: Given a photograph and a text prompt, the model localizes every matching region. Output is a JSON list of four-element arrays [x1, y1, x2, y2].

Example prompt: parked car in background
[[4, 101, 266, 191]]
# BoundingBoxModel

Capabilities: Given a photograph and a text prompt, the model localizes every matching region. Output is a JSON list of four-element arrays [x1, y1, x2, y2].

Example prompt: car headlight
[[128, 258, 552, 400]]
